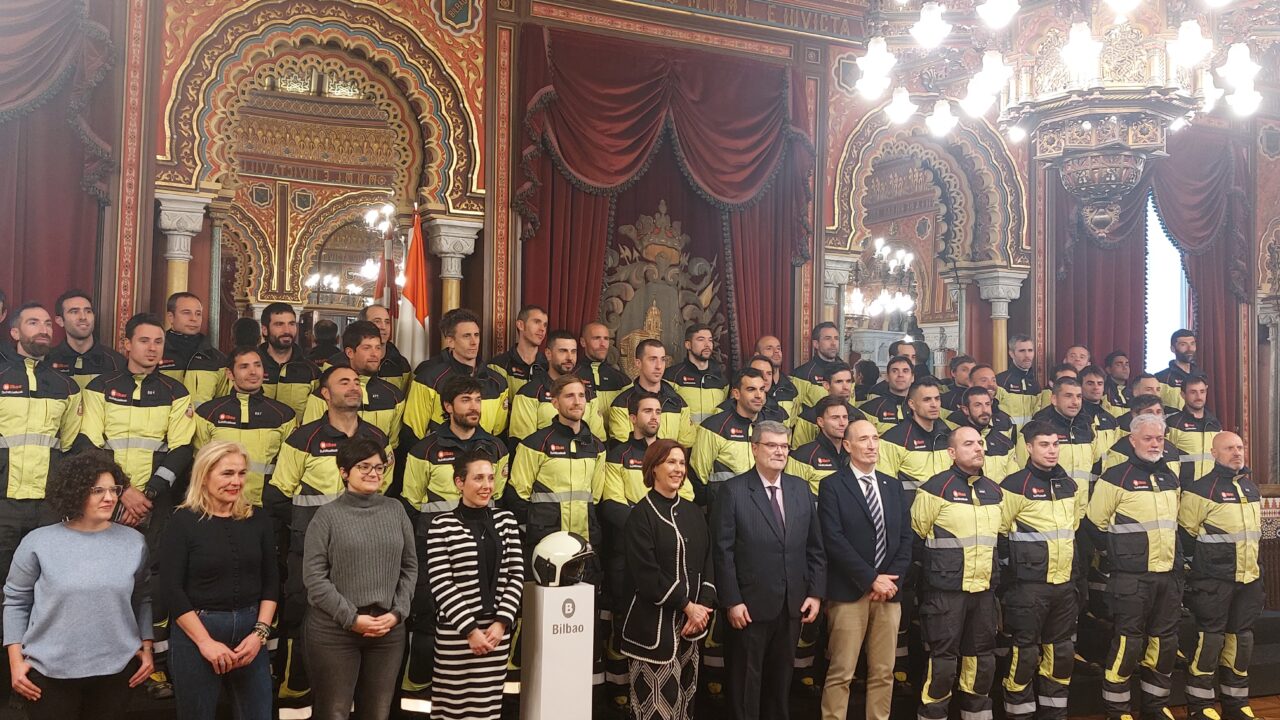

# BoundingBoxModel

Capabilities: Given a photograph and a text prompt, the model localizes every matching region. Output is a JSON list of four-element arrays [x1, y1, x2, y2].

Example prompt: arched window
[[1143, 193, 1190, 371]]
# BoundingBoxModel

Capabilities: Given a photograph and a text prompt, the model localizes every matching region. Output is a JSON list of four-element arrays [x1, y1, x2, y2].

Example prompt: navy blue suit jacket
[[817, 463, 912, 602], [711, 469, 826, 620]]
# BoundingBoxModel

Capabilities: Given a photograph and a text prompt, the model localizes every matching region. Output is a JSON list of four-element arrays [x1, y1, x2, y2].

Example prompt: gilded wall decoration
[[600, 201, 728, 378], [156, 0, 483, 214]]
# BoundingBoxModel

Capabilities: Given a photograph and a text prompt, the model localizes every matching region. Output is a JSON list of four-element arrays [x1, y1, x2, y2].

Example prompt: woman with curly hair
[[3, 452, 154, 719], [162, 441, 278, 720]]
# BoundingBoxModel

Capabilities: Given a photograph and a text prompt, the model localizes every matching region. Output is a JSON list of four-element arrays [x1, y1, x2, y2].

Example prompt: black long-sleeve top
[[161, 508, 279, 618], [455, 503, 499, 617]]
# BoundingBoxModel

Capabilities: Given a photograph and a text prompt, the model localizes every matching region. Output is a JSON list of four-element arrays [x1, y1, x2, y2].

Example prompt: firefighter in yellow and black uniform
[[404, 309, 511, 441], [504, 374, 606, 694], [76, 312, 196, 699], [256, 302, 319, 419], [910, 426, 1003, 720], [262, 365, 390, 712], [159, 292, 228, 408], [193, 346, 297, 507], [0, 303, 82, 588], [999, 419, 1088, 720], [1178, 431, 1263, 720], [664, 323, 730, 425], [1085, 413, 1182, 720], [47, 289, 126, 390], [1166, 374, 1222, 485], [791, 322, 845, 408], [690, 368, 766, 498], [996, 334, 1042, 427]]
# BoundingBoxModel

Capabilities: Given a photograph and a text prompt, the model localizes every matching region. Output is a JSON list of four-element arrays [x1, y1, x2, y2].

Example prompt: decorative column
[[824, 259, 854, 351], [156, 191, 213, 298], [974, 269, 1027, 373], [426, 215, 482, 313], [1258, 297, 1280, 484], [945, 275, 971, 355], [207, 196, 232, 341]]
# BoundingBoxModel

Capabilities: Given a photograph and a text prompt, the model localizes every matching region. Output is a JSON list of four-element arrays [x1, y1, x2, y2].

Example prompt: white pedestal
[[520, 582, 595, 720]]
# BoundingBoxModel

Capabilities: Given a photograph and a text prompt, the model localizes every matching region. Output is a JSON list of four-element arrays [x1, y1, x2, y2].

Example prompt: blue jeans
[[169, 607, 273, 720]]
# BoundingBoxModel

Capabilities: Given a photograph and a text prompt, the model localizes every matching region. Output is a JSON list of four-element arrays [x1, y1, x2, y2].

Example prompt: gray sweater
[[3, 523, 152, 679], [303, 490, 417, 630]]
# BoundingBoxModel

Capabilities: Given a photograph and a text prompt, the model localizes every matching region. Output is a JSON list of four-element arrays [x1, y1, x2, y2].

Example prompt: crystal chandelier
[[845, 237, 918, 322]]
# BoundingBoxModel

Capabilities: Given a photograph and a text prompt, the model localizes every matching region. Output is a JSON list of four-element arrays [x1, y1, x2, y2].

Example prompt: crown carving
[[619, 200, 688, 264]]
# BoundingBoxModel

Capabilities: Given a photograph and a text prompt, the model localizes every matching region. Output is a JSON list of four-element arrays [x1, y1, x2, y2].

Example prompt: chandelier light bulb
[[978, 50, 1013, 91], [857, 37, 897, 77], [910, 3, 952, 49], [960, 79, 996, 117], [874, 236, 886, 251], [381, 202, 395, 216], [1226, 83, 1262, 116], [364, 209, 379, 226], [885, 88, 919, 124], [976, 0, 1019, 29], [856, 75, 893, 100], [1216, 43, 1260, 89], [1007, 125, 1027, 142], [1104, 0, 1141, 23], [926, 99, 958, 136], [1169, 20, 1212, 69], [1202, 0, 1231, 7], [1062, 23, 1102, 87]]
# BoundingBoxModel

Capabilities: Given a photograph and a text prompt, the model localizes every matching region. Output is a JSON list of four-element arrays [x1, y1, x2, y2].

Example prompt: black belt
[[358, 604, 390, 617]]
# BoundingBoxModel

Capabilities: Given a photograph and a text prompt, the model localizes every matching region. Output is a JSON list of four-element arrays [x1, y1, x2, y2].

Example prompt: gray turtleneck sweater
[[302, 491, 417, 630]]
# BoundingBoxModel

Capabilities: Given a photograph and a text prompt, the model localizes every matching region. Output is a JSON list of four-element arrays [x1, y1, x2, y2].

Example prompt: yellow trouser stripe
[[1223, 634, 1241, 674], [959, 656, 979, 694], [1142, 636, 1161, 671], [1106, 636, 1128, 684]]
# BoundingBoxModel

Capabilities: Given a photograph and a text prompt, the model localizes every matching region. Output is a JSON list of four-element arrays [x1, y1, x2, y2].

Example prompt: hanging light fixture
[[855, 37, 897, 100], [885, 87, 919, 124], [1103, 0, 1141, 23], [926, 100, 959, 136], [1217, 42, 1261, 89], [1168, 20, 1212, 69], [976, 0, 1019, 30], [1061, 22, 1102, 87], [960, 77, 997, 117], [910, 3, 952, 49]]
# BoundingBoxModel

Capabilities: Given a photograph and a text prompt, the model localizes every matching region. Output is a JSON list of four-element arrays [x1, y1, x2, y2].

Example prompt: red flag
[[395, 210, 430, 365]]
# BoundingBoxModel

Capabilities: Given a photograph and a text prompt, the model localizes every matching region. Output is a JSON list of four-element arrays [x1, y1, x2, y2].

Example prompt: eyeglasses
[[753, 442, 790, 453], [89, 486, 125, 498], [354, 463, 387, 475]]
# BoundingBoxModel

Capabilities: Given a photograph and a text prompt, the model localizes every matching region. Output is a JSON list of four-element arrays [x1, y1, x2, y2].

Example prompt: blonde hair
[[180, 441, 254, 520]]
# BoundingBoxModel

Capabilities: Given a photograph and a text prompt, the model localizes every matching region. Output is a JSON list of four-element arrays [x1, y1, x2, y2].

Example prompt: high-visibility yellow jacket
[[402, 424, 510, 515], [258, 344, 319, 420], [1165, 409, 1222, 484], [505, 418, 605, 549], [575, 359, 628, 428], [301, 374, 405, 455], [509, 373, 605, 442], [263, 417, 389, 537], [47, 340, 126, 391], [78, 369, 195, 494], [1100, 435, 1186, 483], [160, 331, 229, 409], [948, 415, 1017, 483], [859, 393, 908, 436], [786, 435, 848, 495], [1086, 457, 1181, 573], [1082, 401, 1122, 454], [403, 351, 510, 441], [194, 391, 297, 506], [942, 400, 1016, 443], [1154, 361, 1198, 411], [0, 356, 82, 499], [1015, 407, 1101, 489], [877, 417, 951, 493], [486, 347, 547, 399], [1000, 464, 1086, 585], [319, 342, 414, 394], [769, 374, 802, 427], [665, 358, 729, 426], [690, 409, 756, 488], [790, 355, 844, 409], [1178, 464, 1260, 584], [995, 366, 1043, 426], [1103, 378, 1129, 418], [791, 400, 866, 449], [606, 382, 697, 447], [911, 466, 1004, 592], [598, 436, 695, 507]]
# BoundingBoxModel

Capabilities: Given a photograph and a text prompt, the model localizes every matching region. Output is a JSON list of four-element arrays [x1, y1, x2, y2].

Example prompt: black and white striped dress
[[425, 507, 524, 720]]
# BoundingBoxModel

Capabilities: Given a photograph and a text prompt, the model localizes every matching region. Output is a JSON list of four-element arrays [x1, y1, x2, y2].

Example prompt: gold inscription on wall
[[631, 0, 862, 40]]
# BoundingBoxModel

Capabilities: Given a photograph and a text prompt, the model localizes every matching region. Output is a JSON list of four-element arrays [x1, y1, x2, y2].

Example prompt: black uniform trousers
[[1184, 577, 1265, 719], [1002, 582, 1078, 720], [726, 608, 802, 720], [1101, 571, 1181, 719], [919, 589, 998, 720]]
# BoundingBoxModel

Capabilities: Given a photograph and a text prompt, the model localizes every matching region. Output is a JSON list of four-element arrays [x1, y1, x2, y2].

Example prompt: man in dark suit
[[712, 420, 826, 720], [817, 418, 912, 720]]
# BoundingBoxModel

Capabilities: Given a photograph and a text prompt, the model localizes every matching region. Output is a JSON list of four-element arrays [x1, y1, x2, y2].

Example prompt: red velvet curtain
[[1052, 171, 1148, 366], [1053, 127, 1250, 426], [0, 0, 114, 318], [515, 25, 813, 367], [1150, 129, 1251, 428]]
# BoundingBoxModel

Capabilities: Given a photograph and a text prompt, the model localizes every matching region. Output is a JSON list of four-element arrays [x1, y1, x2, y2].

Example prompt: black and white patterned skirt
[[627, 637, 700, 720]]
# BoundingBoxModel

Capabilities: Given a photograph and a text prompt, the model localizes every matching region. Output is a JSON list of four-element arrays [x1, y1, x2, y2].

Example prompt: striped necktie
[[862, 474, 887, 568]]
